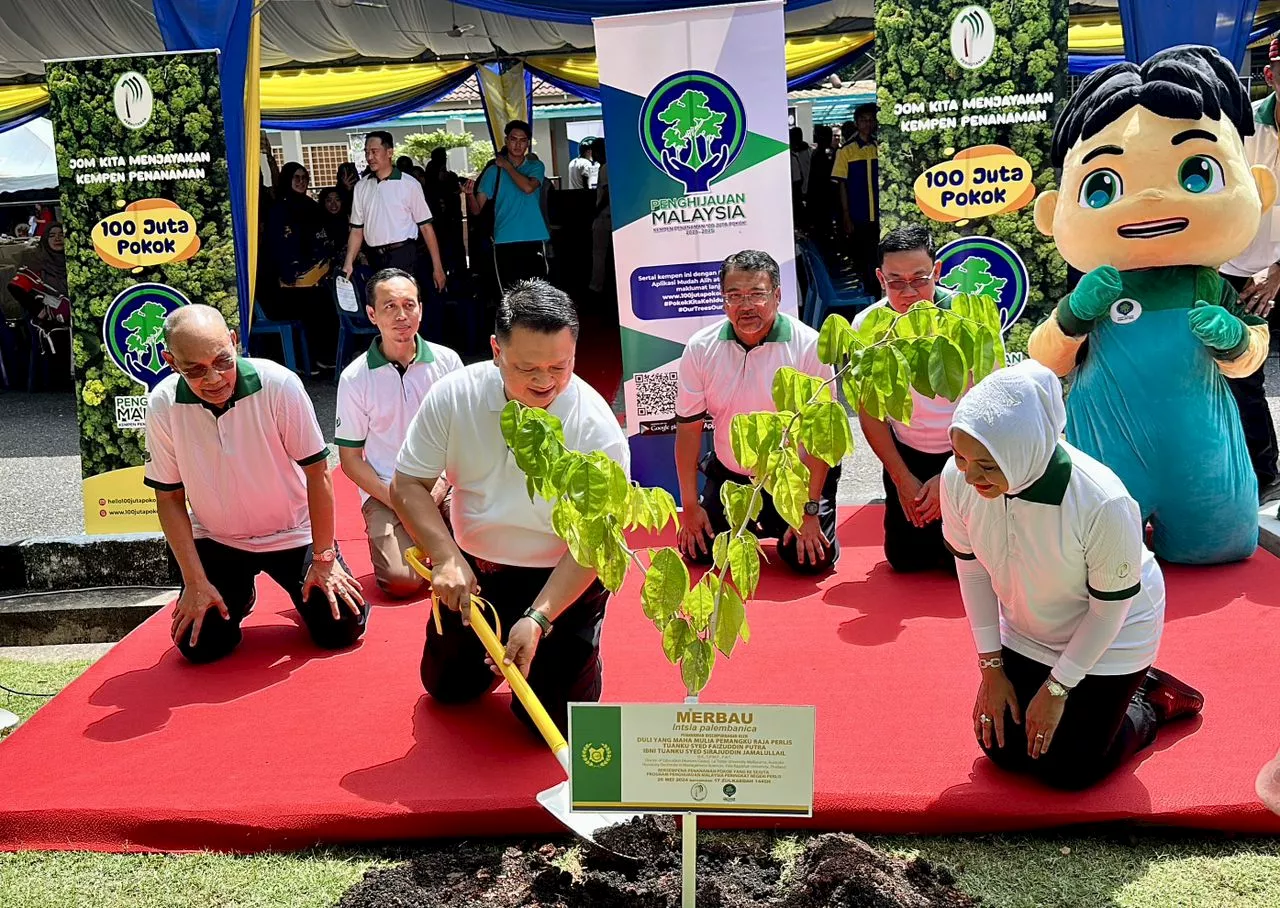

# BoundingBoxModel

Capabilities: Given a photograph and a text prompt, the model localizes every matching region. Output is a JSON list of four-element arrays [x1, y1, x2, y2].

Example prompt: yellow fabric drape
[[245, 12, 262, 327], [1068, 15, 1123, 53], [258, 61, 472, 117], [477, 62, 530, 152], [0, 84, 50, 127]]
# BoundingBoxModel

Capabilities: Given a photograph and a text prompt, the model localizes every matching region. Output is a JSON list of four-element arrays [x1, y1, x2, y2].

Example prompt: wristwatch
[[1044, 676, 1070, 698], [803, 499, 820, 517], [314, 547, 336, 564], [522, 607, 553, 638]]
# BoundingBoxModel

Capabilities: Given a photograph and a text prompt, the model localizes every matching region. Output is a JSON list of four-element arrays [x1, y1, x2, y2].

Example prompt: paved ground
[[3, 358, 1279, 540]]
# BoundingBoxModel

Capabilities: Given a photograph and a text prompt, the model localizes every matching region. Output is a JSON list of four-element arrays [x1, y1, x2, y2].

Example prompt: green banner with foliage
[[45, 51, 239, 535], [876, 0, 1068, 355]]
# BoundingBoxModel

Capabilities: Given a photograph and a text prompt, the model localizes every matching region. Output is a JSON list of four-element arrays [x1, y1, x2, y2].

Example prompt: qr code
[[635, 371, 678, 418]]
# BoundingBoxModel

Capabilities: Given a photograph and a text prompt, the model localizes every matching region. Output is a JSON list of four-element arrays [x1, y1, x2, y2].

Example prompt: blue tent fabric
[[1119, 0, 1262, 67], [259, 67, 477, 130], [455, 0, 828, 26], [152, 0, 255, 341]]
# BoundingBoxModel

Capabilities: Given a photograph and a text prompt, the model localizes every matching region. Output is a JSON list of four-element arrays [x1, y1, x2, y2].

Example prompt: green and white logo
[[640, 70, 746, 194], [102, 282, 191, 389], [950, 6, 996, 70]]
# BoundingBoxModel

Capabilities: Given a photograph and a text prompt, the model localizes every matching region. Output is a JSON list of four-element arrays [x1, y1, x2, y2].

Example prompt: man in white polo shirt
[[342, 131, 447, 295], [854, 225, 964, 573], [674, 249, 839, 574], [392, 280, 628, 734], [336, 268, 463, 599], [144, 305, 367, 663]]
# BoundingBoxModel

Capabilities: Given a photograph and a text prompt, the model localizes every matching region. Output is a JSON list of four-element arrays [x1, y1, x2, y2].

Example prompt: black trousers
[[1222, 272, 1279, 489], [850, 220, 880, 297], [494, 241, 548, 292], [981, 648, 1157, 791], [177, 539, 370, 664], [882, 434, 953, 573], [687, 452, 840, 575], [420, 551, 607, 736]]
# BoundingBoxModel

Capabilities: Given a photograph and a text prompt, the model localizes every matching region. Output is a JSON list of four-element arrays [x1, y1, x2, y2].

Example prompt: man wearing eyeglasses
[[853, 225, 961, 573], [143, 305, 368, 663], [674, 250, 840, 574]]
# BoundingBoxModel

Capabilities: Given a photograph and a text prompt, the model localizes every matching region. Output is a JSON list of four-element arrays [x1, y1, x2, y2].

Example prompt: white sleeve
[[1050, 594, 1134, 687], [939, 461, 974, 558], [397, 382, 450, 479], [143, 393, 183, 491], [409, 179, 433, 225], [956, 557, 1003, 654], [334, 373, 369, 448], [276, 372, 328, 466], [1085, 497, 1144, 600], [349, 181, 366, 227], [674, 343, 707, 420], [601, 422, 631, 480]]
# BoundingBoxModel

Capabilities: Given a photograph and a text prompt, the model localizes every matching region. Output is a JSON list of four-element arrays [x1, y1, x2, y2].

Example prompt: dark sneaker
[[1144, 668, 1204, 724], [1260, 478, 1280, 506]]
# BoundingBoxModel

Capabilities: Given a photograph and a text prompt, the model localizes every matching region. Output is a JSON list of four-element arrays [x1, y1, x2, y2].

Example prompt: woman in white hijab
[[940, 361, 1203, 789]]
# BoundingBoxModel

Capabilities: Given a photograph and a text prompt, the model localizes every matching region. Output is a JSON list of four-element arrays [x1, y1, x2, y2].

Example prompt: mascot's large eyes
[[1178, 155, 1226, 194], [1078, 169, 1123, 209]]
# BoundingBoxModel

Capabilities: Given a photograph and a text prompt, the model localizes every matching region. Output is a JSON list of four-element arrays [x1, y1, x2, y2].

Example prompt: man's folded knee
[[777, 542, 838, 575], [176, 628, 241, 664], [304, 607, 368, 650], [376, 571, 426, 600]]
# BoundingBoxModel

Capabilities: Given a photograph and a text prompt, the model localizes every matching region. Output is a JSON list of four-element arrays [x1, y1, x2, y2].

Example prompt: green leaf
[[798, 399, 853, 466], [971, 325, 998, 385], [817, 313, 855, 365], [903, 337, 936, 400], [772, 367, 829, 414], [883, 347, 914, 425], [712, 532, 730, 570], [974, 294, 1004, 335], [651, 487, 679, 531], [500, 400, 525, 448], [856, 305, 896, 344], [729, 411, 787, 473], [726, 535, 761, 600], [929, 337, 967, 401], [685, 573, 719, 633], [680, 638, 715, 695], [893, 305, 939, 339], [552, 498, 582, 556], [643, 547, 690, 625], [770, 448, 810, 530], [713, 582, 747, 657], [566, 458, 613, 519], [597, 528, 630, 593], [662, 617, 696, 664], [721, 480, 763, 530]]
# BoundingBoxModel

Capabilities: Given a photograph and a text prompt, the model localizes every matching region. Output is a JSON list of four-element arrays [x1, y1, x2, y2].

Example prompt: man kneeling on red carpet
[[144, 305, 368, 663], [674, 249, 839, 574], [942, 362, 1203, 790], [391, 280, 629, 735]]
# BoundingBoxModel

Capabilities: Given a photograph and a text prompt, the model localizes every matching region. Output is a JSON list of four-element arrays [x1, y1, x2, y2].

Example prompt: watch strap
[[523, 607, 553, 637]]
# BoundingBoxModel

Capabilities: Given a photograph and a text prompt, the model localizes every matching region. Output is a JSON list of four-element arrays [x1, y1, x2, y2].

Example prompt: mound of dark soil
[[335, 818, 977, 908]]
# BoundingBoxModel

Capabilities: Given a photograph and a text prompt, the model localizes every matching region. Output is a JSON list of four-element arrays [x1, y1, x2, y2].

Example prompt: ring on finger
[[979, 714, 992, 725]]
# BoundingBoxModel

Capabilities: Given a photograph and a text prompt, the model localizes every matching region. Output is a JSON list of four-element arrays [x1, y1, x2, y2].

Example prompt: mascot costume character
[[1030, 45, 1274, 565]]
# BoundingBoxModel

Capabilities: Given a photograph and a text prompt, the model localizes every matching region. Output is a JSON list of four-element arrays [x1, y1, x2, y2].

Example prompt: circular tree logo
[[113, 71, 154, 130], [950, 6, 996, 70], [722, 784, 737, 799], [102, 283, 191, 390], [639, 70, 746, 194], [936, 236, 1028, 334]]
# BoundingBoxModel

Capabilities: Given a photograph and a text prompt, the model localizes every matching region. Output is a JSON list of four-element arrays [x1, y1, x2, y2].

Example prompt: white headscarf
[[949, 360, 1067, 496]]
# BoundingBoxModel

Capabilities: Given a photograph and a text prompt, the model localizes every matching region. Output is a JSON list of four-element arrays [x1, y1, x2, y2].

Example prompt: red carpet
[[2, 477, 1279, 853]]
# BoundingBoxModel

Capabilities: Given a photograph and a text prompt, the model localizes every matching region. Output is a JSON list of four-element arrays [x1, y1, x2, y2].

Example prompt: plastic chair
[[796, 237, 873, 330], [333, 276, 379, 380], [250, 305, 311, 376], [25, 319, 70, 392]]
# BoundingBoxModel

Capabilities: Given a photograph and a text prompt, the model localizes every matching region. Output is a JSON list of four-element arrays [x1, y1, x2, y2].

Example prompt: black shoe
[[1259, 478, 1280, 506], [1143, 668, 1204, 724]]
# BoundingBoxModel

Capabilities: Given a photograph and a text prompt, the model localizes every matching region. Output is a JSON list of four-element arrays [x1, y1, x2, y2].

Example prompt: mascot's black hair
[[1051, 44, 1254, 168]]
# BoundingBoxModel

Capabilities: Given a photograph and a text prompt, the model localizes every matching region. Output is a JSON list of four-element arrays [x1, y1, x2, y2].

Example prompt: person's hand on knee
[[782, 514, 828, 566], [171, 579, 230, 647], [303, 554, 365, 621]]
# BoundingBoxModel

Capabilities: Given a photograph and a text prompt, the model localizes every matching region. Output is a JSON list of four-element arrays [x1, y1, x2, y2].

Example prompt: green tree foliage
[[659, 90, 727, 170], [503, 300, 1003, 695], [45, 54, 238, 478], [875, 0, 1068, 322], [400, 129, 494, 174]]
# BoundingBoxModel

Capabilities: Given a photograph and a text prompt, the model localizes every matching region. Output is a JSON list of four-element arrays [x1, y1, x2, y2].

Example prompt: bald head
[[161, 305, 240, 405]]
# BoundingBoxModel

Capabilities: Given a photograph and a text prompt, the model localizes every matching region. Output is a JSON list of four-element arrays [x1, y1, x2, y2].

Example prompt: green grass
[[1, 658, 1278, 908]]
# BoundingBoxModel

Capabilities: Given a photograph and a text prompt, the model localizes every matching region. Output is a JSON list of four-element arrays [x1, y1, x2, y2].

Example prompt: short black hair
[[365, 268, 418, 308], [878, 225, 935, 264], [365, 130, 394, 150], [720, 249, 781, 290], [1051, 44, 1254, 168], [504, 119, 532, 138], [396, 155, 414, 172], [495, 279, 580, 341], [854, 103, 878, 119]]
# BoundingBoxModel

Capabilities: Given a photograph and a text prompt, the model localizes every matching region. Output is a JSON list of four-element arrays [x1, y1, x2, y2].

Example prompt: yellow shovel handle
[[405, 547, 568, 756]]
